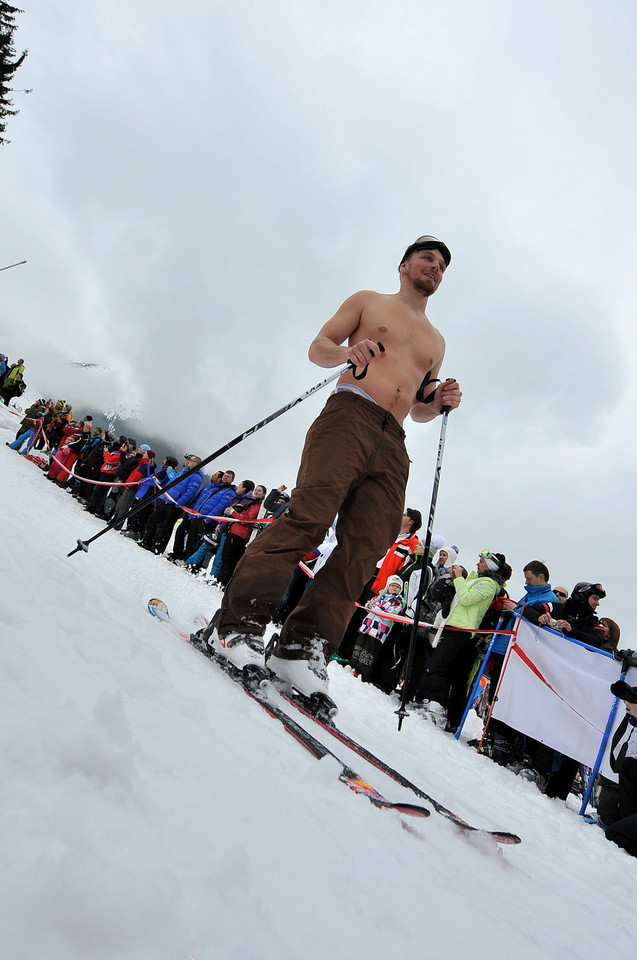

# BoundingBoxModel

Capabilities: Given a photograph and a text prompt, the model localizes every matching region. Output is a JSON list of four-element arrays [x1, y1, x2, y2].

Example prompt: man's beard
[[412, 274, 437, 295]]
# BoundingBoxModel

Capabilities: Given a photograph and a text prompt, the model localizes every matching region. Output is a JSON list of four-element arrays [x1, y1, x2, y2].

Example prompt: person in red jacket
[[112, 445, 156, 529], [86, 438, 127, 516], [371, 507, 422, 594], [217, 485, 267, 586]]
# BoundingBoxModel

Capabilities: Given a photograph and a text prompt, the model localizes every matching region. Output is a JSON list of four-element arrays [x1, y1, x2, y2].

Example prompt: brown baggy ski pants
[[216, 389, 411, 659]]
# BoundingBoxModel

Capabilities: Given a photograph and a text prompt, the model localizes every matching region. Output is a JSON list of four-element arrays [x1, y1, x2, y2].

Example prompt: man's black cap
[[400, 235, 451, 269], [610, 680, 637, 703]]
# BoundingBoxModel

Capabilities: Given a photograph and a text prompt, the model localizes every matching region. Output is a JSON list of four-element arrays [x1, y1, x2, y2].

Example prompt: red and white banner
[[491, 619, 637, 780]]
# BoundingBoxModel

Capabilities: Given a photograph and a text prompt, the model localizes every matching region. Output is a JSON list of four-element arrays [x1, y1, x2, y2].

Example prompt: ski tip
[[147, 598, 169, 619]]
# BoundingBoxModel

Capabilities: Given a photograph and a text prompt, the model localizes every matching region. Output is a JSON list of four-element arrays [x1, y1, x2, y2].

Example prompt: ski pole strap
[[348, 341, 385, 380], [415, 370, 440, 404]]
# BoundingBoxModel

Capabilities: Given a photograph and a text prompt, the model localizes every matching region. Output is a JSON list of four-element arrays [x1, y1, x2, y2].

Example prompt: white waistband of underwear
[[332, 383, 378, 405]]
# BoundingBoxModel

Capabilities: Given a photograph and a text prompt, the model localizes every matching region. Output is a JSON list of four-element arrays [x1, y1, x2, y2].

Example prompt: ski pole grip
[[348, 341, 385, 380]]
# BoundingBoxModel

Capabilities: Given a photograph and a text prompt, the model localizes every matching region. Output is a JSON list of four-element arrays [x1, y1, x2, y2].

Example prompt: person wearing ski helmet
[[542, 581, 607, 647]]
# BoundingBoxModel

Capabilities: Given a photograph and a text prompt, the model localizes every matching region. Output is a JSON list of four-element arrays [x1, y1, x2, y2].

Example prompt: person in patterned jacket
[[349, 575, 406, 681]]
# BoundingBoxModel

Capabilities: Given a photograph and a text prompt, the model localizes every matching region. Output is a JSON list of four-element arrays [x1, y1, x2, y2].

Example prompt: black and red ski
[[147, 599, 430, 826], [147, 599, 520, 845]]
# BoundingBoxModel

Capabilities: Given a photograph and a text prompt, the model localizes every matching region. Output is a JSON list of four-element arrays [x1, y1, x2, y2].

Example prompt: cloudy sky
[[3, 1, 637, 628]]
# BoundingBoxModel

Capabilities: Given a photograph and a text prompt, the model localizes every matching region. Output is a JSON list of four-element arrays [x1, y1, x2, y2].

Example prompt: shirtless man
[[210, 236, 462, 696]]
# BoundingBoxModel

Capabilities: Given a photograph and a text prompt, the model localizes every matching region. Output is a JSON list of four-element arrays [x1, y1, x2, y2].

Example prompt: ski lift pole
[[396, 408, 449, 731], [67, 344, 384, 558]]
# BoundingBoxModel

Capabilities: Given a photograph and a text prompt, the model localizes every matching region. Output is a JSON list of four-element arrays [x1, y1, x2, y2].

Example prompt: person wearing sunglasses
[[418, 549, 509, 731], [207, 236, 462, 698]]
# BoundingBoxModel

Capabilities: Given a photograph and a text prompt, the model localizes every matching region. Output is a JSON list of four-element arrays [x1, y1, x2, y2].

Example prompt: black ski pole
[[396, 408, 449, 731], [67, 344, 384, 558]]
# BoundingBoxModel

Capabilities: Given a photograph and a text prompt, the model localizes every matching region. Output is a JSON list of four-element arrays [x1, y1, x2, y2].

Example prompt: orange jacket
[[372, 531, 421, 595]]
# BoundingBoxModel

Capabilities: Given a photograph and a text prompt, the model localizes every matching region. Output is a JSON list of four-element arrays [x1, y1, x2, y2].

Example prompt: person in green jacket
[[2, 358, 24, 387], [420, 550, 510, 731]]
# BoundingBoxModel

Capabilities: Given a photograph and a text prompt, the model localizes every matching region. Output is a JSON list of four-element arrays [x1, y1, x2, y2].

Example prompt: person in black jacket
[[540, 581, 607, 647], [605, 680, 637, 857]]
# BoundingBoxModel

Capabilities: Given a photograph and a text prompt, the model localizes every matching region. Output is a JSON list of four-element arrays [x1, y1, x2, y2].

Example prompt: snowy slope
[[0, 402, 634, 960]]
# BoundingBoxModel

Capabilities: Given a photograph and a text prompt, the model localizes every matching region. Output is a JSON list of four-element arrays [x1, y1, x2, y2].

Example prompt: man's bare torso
[[336, 291, 446, 423]]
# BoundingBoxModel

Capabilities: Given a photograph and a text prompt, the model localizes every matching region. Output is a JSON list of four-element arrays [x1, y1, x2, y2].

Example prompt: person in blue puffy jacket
[[171, 469, 236, 561], [185, 480, 254, 573], [140, 455, 203, 554], [124, 456, 177, 539]]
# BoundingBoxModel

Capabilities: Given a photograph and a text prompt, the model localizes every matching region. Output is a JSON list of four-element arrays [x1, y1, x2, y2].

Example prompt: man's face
[[524, 569, 546, 587], [400, 512, 413, 534], [222, 471, 234, 483], [401, 248, 446, 296], [589, 594, 601, 610]]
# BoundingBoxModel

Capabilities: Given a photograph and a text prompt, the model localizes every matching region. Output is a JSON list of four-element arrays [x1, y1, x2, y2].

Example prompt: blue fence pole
[[455, 618, 512, 740], [579, 671, 625, 816]]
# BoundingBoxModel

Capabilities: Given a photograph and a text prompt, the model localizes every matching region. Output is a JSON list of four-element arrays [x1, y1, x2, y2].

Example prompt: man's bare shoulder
[[339, 289, 391, 311]]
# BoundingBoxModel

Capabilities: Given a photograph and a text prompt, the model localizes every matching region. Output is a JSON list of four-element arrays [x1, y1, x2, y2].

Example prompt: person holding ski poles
[[207, 235, 462, 699]]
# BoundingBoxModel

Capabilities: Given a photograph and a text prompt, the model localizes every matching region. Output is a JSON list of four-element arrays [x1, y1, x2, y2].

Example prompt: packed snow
[[1, 400, 634, 960]]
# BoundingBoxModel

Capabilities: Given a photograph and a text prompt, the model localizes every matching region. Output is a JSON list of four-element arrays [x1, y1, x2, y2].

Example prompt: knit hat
[[483, 551, 506, 573], [385, 575, 404, 591], [426, 533, 445, 559]]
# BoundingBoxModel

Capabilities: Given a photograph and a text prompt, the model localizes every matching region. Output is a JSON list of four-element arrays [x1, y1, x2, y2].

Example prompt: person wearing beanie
[[360, 536, 457, 698], [349, 574, 406, 682], [337, 507, 423, 664], [419, 549, 509, 731], [428, 533, 445, 560]]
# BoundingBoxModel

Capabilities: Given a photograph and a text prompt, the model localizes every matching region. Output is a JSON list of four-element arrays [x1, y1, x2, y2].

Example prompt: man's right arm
[[308, 291, 384, 370]]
